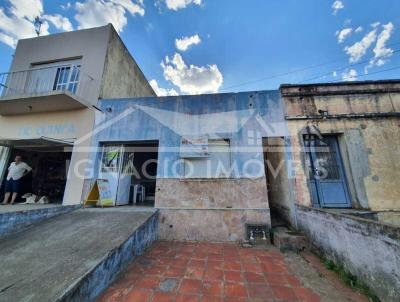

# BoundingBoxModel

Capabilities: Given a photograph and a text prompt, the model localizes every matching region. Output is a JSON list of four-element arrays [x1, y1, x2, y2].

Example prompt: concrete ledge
[[0, 204, 81, 238], [296, 205, 400, 302], [0, 208, 158, 302], [60, 210, 158, 302]]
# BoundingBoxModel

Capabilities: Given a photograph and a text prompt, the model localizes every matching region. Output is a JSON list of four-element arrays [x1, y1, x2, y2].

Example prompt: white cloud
[[0, 32, 16, 48], [342, 69, 358, 81], [150, 79, 179, 96], [332, 1, 344, 15], [161, 53, 223, 95], [332, 71, 337, 77], [175, 34, 201, 51], [117, 0, 145, 16], [8, 0, 43, 21], [371, 22, 394, 66], [344, 28, 377, 62], [44, 14, 73, 31], [336, 28, 352, 44], [371, 22, 380, 28], [75, 0, 144, 33], [0, 0, 50, 48], [355, 26, 363, 33], [61, 2, 72, 10], [165, 0, 202, 10]]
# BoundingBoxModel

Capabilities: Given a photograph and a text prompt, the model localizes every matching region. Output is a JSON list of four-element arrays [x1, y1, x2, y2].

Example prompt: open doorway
[[0, 139, 72, 204], [100, 141, 158, 207], [262, 137, 291, 226]]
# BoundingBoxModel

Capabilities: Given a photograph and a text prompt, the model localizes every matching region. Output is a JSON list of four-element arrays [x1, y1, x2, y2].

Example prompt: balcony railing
[[0, 65, 96, 103]]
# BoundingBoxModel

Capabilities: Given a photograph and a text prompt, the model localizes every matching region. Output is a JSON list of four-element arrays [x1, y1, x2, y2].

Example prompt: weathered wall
[[0, 205, 80, 238], [0, 108, 95, 205], [100, 26, 155, 98], [281, 82, 400, 211], [263, 137, 292, 223], [156, 178, 269, 241], [93, 91, 287, 241], [297, 206, 400, 302]]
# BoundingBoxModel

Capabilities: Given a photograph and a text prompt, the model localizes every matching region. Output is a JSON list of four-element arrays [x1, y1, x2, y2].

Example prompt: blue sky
[[0, 0, 399, 95]]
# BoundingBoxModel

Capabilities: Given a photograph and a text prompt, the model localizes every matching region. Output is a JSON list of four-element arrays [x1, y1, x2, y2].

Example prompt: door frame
[[0, 145, 12, 191], [305, 134, 352, 208]]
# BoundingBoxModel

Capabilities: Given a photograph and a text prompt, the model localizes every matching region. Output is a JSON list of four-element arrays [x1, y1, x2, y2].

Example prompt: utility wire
[[220, 41, 400, 91], [220, 58, 341, 91], [329, 65, 400, 83], [299, 48, 400, 84]]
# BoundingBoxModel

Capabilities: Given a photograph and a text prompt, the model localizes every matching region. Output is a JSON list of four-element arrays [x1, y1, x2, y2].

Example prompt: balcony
[[0, 65, 96, 115]]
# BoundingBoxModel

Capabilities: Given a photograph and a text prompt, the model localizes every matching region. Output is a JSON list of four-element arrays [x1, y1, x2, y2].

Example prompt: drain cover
[[159, 279, 177, 292]]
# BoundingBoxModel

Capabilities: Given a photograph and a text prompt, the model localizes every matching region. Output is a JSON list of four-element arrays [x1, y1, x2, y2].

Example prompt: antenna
[[34, 16, 43, 37]]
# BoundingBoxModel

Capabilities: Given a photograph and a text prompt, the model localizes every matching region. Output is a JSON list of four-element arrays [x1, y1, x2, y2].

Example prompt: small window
[[183, 139, 232, 178], [53, 65, 81, 94]]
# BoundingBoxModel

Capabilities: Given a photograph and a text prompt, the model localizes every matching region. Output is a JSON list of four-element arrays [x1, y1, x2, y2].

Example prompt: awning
[[0, 136, 75, 149]]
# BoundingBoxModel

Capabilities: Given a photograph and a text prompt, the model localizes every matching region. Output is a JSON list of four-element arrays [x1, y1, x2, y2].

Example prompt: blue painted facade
[[90, 90, 288, 180]]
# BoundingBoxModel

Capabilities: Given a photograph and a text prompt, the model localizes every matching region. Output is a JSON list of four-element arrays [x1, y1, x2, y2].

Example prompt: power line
[[219, 41, 400, 91], [299, 48, 400, 84], [329, 65, 400, 83], [220, 58, 341, 91]]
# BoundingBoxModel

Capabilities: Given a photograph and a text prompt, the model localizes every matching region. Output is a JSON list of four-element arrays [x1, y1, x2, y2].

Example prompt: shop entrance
[[0, 138, 73, 204], [99, 141, 158, 207]]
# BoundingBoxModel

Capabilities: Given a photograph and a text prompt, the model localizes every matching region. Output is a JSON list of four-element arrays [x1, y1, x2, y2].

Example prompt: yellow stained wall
[[287, 118, 400, 211], [283, 87, 400, 211], [0, 108, 95, 205]]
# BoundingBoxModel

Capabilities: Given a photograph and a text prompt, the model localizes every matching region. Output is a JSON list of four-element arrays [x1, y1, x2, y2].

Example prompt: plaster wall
[[281, 84, 400, 211], [263, 137, 292, 222], [297, 206, 400, 302], [9, 25, 112, 104], [100, 28, 155, 98], [2, 25, 157, 205], [0, 108, 95, 205], [93, 91, 286, 240]]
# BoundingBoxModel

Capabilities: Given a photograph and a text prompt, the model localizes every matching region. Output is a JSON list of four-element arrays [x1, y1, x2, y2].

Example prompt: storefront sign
[[84, 179, 114, 207], [180, 136, 209, 158]]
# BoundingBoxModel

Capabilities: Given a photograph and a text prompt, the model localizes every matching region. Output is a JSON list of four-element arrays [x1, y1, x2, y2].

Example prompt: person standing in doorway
[[2, 156, 32, 205]]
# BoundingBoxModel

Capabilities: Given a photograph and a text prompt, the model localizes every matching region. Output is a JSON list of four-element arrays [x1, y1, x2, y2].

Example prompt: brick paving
[[98, 241, 321, 302]]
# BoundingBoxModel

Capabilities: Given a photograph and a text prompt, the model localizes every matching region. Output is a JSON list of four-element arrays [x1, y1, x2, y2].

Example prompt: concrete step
[[272, 226, 309, 252], [0, 204, 80, 238], [0, 207, 158, 302]]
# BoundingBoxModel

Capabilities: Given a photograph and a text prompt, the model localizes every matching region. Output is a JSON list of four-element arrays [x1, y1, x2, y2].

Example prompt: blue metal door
[[305, 135, 351, 208]]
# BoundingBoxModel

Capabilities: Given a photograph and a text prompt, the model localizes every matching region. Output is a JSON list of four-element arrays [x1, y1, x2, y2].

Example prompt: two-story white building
[[0, 24, 155, 204]]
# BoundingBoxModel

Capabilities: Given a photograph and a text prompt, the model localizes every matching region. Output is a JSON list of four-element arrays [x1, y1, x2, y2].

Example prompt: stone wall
[[155, 178, 270, 241], [297, 206, 400, 302]]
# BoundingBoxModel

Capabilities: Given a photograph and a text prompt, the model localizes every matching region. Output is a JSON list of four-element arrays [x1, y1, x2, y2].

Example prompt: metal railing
[[0, 65, 97, 103]]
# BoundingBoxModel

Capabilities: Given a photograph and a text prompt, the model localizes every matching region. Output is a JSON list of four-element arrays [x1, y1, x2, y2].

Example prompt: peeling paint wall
[[93, 91, 286, 241], [281, 82, 400, 211], [262, 137, 292, 222], [297, 206, 400, 302]]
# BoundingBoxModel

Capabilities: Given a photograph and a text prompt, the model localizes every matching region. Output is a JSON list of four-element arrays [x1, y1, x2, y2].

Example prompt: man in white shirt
[[2, 156, 32, 205]]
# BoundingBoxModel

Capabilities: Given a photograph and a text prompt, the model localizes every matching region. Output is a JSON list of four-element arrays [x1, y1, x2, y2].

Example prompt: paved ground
[[98, 241, 324, 302], [0, 207, 156, 302]]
